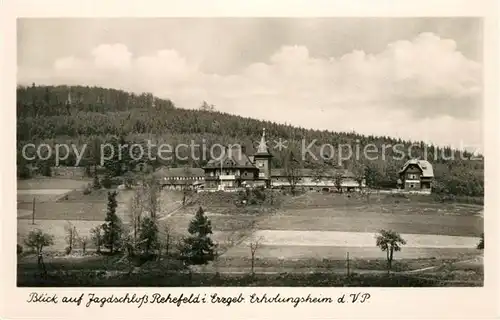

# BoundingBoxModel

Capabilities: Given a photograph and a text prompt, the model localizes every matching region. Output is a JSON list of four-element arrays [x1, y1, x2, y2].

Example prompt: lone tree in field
[[179, 206, 216, 266], [375, 229, 407, 274], [102, 191, 123, 254], [249, 237, 264, 275]]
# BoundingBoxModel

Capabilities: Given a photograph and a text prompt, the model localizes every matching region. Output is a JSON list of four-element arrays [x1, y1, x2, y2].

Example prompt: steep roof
[[203, 146, 257, 169], [254, 128, 272, 157], [154, 167, 205, 178], [399, 159, 434, 177]]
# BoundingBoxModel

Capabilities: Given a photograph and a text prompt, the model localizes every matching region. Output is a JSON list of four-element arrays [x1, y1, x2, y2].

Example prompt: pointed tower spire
[[256, 128, 270, 155], [66, 90, 72, 105]]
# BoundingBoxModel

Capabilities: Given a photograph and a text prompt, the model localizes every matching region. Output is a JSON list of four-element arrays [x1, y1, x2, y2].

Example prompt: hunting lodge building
[[155, 129, 366, 192]]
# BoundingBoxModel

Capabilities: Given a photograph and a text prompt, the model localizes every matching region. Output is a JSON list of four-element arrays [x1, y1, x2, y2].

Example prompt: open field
[[257, 209, 483, 236], [162, 206, 483, 238], [280, 192, 483, 215], [17, 191, 71, 204], [242, 230, 480, 248], [17, 178, 90, 190], [17, 218, 235, 252], [18, 202, 108, 221], [16, 183, 190, 252], [17, 178, 91, 204], [223, 244, 480, 260], [18, 219, 104, 251], [17, 189, 185, 220], [214, 251, 483, 271], [17, 179, 483, 282]]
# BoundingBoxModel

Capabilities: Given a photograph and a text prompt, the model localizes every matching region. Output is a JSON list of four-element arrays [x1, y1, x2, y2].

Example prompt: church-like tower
[[253, 128, 273, 187]]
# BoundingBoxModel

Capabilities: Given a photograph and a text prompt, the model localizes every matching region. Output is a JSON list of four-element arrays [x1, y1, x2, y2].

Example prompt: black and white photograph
[[13, 16, 488, 288]]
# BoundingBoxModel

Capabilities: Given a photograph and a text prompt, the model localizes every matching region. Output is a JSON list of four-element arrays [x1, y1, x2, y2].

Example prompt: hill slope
[[16, 84, 484, 197]]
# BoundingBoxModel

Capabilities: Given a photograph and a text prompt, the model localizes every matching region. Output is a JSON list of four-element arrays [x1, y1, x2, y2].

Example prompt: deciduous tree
[[249, 237, 263, 275], [24, 229, 54, 255], [375, 229, 406, 274], [334, 171, 344, 193], [477, 233, 484, 249]]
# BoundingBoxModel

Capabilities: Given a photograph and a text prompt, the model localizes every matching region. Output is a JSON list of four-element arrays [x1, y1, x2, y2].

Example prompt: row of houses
[[153, 166, 364, 192], [21, 128, 434, 194], [153, 128, 434, 193], [153, 128, 364, 192]]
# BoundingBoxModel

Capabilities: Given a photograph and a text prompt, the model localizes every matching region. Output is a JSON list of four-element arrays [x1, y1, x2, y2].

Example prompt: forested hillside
[[16, 84, 484, 197]]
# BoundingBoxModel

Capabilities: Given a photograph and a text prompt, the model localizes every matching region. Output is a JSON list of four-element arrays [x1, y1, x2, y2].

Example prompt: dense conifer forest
[[16, 84, 484, 197]]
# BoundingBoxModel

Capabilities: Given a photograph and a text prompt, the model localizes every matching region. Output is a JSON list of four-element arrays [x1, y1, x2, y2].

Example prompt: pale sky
[[17, 18, 483, 151]]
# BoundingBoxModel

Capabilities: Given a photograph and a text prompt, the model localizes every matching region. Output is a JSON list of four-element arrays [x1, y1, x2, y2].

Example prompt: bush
[[432, 194, 483, 205], [17, 244, 23, 255], [236, 188, 281, 207], [24, 229, 54, 254], [101, 175, 113, 189], [41, 162, 52, 177], [92, 175, 101, 189], [18, 165, 32, 180], [391, 193, 409, 199]]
